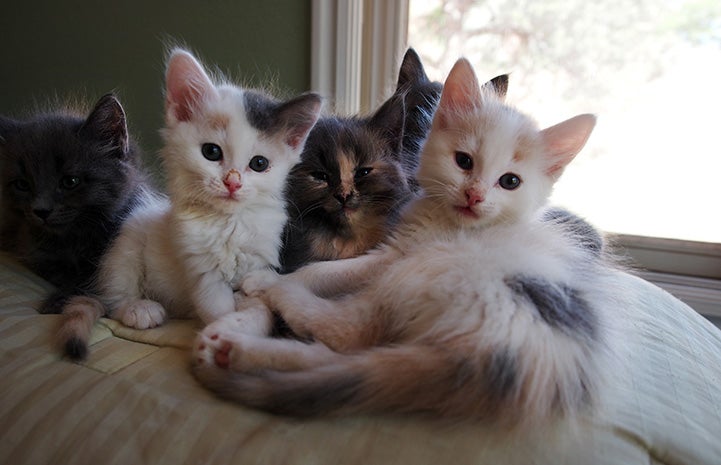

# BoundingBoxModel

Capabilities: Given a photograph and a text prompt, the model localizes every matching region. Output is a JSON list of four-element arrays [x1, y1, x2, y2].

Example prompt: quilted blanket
[[1, 252, 720, 465]]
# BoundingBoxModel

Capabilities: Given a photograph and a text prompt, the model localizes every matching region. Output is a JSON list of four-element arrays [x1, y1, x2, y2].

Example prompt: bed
[[1, 250, 720, 465]]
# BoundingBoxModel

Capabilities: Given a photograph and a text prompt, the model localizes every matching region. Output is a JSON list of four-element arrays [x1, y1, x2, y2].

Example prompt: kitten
[[394, 47, 443, 185], [193, 58, 612, 428], [96, 49, 321, 331], [279, 49, 442, 273], [395, 49, 601, 252], [279, 94, 408, 273], [0, 94, 150, 316]]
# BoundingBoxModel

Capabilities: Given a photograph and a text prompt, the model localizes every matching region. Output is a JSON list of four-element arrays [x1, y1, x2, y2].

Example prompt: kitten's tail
[[194, 341, 596, 427], [56, 295, 105, 360]]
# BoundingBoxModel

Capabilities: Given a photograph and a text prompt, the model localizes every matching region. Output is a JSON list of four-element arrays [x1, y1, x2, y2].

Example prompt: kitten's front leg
[[287, 249, 397, 297], [113, 299, 167, 329], [240, 268, 281, 298], [241, 251, 393, 300], [190, 271, 236, 324], [232, 294, 274, 335], [260, 280, 371, 352]]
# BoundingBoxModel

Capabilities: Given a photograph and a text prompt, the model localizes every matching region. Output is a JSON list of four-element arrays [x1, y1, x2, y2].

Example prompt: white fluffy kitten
[[192, 58, 613, 428], [98, 49, 321, 328]]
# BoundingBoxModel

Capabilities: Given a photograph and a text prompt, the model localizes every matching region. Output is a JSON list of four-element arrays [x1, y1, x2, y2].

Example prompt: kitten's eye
[[311, 171, 329, 182], [498, 173, 522, 190], [455, 151, 473, 171], [249, 155, 269, 172], [11, 179, 31, 192], [60, 176, 81, 190], [354, 167, 373, 179], [201, 143, 223, 162]]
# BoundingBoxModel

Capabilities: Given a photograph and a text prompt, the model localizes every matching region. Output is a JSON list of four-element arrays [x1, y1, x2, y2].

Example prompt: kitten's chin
[[217, 191, 244, 203], [454, 205, 479, 219], [452, 205, 498, 228]]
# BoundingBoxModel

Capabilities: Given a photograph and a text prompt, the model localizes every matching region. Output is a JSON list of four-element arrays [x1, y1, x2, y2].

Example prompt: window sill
[[613, 234, 721, 318]]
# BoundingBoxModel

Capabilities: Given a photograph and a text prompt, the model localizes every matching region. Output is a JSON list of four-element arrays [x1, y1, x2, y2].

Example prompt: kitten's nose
[[334, 192, 352, 205], [465, 188, 484, 205], [33, 209, 52, 220], [223, 170, 242, 194]]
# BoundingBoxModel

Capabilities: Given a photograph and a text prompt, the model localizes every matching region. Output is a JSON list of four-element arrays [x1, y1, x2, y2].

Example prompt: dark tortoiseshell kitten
[[279, 49, 441, 273], [0, 94, 151, 319], [280, 94, 408, 273]]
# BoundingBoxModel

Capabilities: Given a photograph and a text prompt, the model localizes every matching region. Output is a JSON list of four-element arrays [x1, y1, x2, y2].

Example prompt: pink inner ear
[[280, 96, 321, 149], [165, 51, 216, 122], [285, 132, 304, 149], [439, 59, 481, 113], [542, 114, 597, 177], [285, 119, 317, 149], [434, 58, 481, 129]]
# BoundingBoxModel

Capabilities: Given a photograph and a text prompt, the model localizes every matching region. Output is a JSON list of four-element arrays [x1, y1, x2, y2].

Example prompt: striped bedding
[[1, 252, 720, 465]]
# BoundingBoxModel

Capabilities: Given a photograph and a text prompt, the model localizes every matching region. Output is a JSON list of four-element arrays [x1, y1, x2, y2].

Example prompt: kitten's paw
[[115, 300, 167, 329], [194, 331, 235, 370], [193, 318, 252, 371], [241, 268, 280, 297]]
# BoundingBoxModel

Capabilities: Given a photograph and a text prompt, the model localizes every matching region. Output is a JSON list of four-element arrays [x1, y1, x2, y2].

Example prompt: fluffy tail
[[194, 339, 598, 427], [56, 295, 105, 360]]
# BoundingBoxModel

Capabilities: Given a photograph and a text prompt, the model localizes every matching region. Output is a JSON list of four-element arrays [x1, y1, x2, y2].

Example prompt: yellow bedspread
[[1, 252, 720, 465]]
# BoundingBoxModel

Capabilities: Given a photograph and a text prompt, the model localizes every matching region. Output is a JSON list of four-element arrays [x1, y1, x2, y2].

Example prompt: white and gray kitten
[[97, 49, 321, 329]]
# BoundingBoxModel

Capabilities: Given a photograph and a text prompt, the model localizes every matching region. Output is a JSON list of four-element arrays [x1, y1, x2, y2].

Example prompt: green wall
[[0, 0, 311, 173]]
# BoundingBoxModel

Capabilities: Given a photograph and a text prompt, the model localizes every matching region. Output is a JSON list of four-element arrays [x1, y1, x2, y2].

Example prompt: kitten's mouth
[[28, 214, 70, 230], [220, 192, 241, 202], [454, 205, 480, 219]]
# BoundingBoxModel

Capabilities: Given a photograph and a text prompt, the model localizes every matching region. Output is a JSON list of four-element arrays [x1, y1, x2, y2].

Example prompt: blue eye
[[201, 143, 223, 161], [249, 155, 269, 172], [499, 173, 521, 190], [455, 151, 473, 171], [60, 176, 81, 190]]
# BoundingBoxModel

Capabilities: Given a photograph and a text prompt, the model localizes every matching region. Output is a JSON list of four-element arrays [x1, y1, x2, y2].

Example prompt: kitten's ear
[[541, 114, 597, 179], [79, 93, 129, 154], [434, 58, 481, 128], [482, 74, 509, 101], [276, 93, 322, 150], [396, 48, 430, 90], [165, 49, 218, 123], [368, 93, 406, 155]]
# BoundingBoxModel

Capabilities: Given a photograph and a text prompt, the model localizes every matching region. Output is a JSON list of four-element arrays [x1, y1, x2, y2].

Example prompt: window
[[310, 0, 721, 317]]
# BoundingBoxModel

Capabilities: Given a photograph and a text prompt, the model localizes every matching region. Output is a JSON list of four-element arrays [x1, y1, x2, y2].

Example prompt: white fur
[[99, 50, 319, 327]]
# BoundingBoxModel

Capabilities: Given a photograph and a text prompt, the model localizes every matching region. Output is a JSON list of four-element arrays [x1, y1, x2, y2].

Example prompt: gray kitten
[[0, 94, 153, 358]]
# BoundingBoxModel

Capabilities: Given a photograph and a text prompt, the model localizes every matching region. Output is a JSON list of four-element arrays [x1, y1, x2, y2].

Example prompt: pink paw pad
[[214, 341, 233, 369]]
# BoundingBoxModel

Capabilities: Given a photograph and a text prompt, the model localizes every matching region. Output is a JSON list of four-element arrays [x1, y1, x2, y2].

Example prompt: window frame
[[309, 0, 721, 317]]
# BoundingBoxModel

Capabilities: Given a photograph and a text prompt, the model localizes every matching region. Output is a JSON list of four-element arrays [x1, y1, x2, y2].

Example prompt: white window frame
[[311, 0, 408, 115], [309, 0, 721, 318]]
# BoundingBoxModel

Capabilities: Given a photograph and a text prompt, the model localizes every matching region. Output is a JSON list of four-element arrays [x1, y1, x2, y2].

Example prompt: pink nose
[[465, 188, 484, 205], [223, 170, 242, 194]]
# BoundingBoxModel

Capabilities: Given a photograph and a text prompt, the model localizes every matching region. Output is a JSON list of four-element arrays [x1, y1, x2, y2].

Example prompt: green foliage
[[410, 0, 721, 107]]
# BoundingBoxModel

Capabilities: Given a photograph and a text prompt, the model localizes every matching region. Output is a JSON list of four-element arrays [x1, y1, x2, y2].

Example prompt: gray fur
[[484, 348, 518, 401], [542, 207, 603, 256], [243, 90, 279, 132], [505, 275, 598, 341], [243, 90, 321, 141]]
